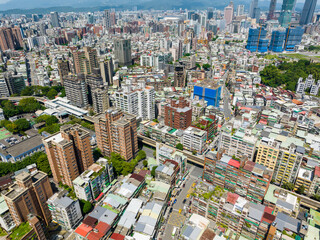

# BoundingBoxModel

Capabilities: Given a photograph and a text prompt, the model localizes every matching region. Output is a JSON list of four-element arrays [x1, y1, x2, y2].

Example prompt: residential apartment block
[[43, 124, 94, 187], [3, 171, 53, 225], [164, 97, 192, 130], [94, 108, 138, 161]]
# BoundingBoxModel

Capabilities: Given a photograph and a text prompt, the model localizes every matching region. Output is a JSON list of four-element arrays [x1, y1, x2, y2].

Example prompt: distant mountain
[[0, 0, 318, 14]]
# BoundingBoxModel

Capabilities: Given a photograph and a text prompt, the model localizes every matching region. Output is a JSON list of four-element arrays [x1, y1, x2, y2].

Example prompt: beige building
[[255, 139, 280, 170], [94, 108, 138, 161], [3, 171, 53, 226], [43, 124, 94, 186]]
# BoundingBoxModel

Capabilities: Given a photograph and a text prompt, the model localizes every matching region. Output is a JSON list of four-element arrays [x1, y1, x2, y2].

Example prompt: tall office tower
[[57, 58, 70, 85], [4, 71, 26, 95], [84, 46, 98, 73], [284, 26, 304, 51], [249, 0, 259, 18], [104, 10, 111, 29], [113, 38, 132, 66], [174, 65, 186, 87], [246, 27, 267, 52], [164, 97, 192, 130], [279, 0, 295, 27], [237, 5, 245, 16], [85, 73, 104, 105], [99, 57, 114, 85], [72, 47, 98, 74], [3, 171, 53, 225], [110, 12, 116, 25], [114, 81, 155, 120], [269, 30, 286, 52], [64, 74, 88, 108], [207, 8, 214, 19], [0, 27, 23, 51], [43, 124, 94, 187], [50, 11, 60, 27], [92, 86, 110, 113], [224, 4, 234, 25], [94, 108, 138, 161], [299, 0, 317, 25], [267, 0, 277, 20]]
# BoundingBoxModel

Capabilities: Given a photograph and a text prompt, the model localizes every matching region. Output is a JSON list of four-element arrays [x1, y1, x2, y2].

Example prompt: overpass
[[0, 96, 47, 104], [138, 134, 205, 167]]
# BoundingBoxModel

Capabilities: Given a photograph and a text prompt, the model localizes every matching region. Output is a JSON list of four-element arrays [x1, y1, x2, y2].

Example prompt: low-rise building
[[47, 191, 82, 230], [182, 126, 207, 154]]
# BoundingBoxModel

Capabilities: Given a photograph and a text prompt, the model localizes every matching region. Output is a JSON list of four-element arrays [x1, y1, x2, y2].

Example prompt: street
[[159, 164, 201, 239]]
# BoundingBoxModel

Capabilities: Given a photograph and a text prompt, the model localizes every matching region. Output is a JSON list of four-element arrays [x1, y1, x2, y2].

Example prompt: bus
[[172, 227, 177, 237]]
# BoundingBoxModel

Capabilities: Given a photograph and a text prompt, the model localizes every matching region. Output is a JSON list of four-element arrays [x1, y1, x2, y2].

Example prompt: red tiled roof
[[75, 223, 93, 237], [226, 192, 239, 204], [130, 173, 144, 182], [228, 159, 240, 168], [110, 233, 125, 240], [86, 222, 110, 240], [82, 216, 98, 227], [261, 212, 276, 224]]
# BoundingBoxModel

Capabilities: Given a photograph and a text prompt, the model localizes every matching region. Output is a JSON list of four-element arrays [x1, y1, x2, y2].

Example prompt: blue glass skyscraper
[[269, 30, 286, 52]]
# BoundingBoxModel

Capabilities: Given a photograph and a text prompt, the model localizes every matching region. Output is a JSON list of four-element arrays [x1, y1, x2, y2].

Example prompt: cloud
[[0, 0, 11, 3]]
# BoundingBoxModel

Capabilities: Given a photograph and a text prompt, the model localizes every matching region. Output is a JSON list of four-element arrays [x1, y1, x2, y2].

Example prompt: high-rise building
[[173, 65, 186, 88], [224, 3, 234, 25], [279, 0, 296, 27], [114, 80, 155, 120], [50, 12, 60, 28], [94, 108, 138, 161], [246, 27, 267, 52], [237, 5, 245, 16], [284, 26, 304, 51], [85, 73, 104, 105], [43, 124, 94, 187], [64, 74, 88, 108], [4, 71, 26, 95], [104, 10, 111, 29], [0, 196, 15, 232], [164, 97, 192, 130], [47, 191, 82, 230], [28, 214, 48, 240], [299, 0, 317, 25], [114, 38, 132, 66], [0, 27, 23, 51], [267, 0, 277, 20], [72, 47, 98, 74], [193, 83, 222, 107], [92, 86, 110, 114], [57, 59, 70, 85], [99, 57, 114, 85], [207, 8, 214, 19], [269, 30, 286, 52], [249, 0, 259, 19], [3, 171, 53, 225]]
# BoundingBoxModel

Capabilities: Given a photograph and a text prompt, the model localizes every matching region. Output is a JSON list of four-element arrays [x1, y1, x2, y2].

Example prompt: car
[[192, 183, 196, 188], [183, 183, 185, 188], [182, 199, 187, 204], [186, 194, 190, 198], [173, 199, 177, 204], [179, 208, 182, 214], [169, 207, 173, 213]]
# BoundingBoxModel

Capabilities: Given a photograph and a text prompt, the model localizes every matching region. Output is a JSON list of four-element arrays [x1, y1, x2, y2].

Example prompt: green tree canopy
[[176, 143, 183, 150], [282, 182, 295, 191], [47, 89, 58, 100]]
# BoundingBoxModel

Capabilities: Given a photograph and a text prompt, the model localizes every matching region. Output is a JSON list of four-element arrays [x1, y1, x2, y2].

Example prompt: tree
[[47, 89, 58, 100], [18, 97, 43, 113], [14, 119, 30, 132], [176, 143, 183, 151], [143, 160, 148, 167], [153, 150, 156, 158], [93, 148, 102, 160], [136, 150, 146, 161], [151, 166, 157, 178], [282, 182, 294, 191], [192, 150, 197, 155], [202, 64, 211, 70], [36, 154, 51, 176], [296, 185, 305, 195], [80, 200, 93, 215]]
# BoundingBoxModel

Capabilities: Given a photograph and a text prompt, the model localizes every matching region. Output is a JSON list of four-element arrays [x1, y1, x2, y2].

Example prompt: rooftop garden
[[9, 222, 32, 240]]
